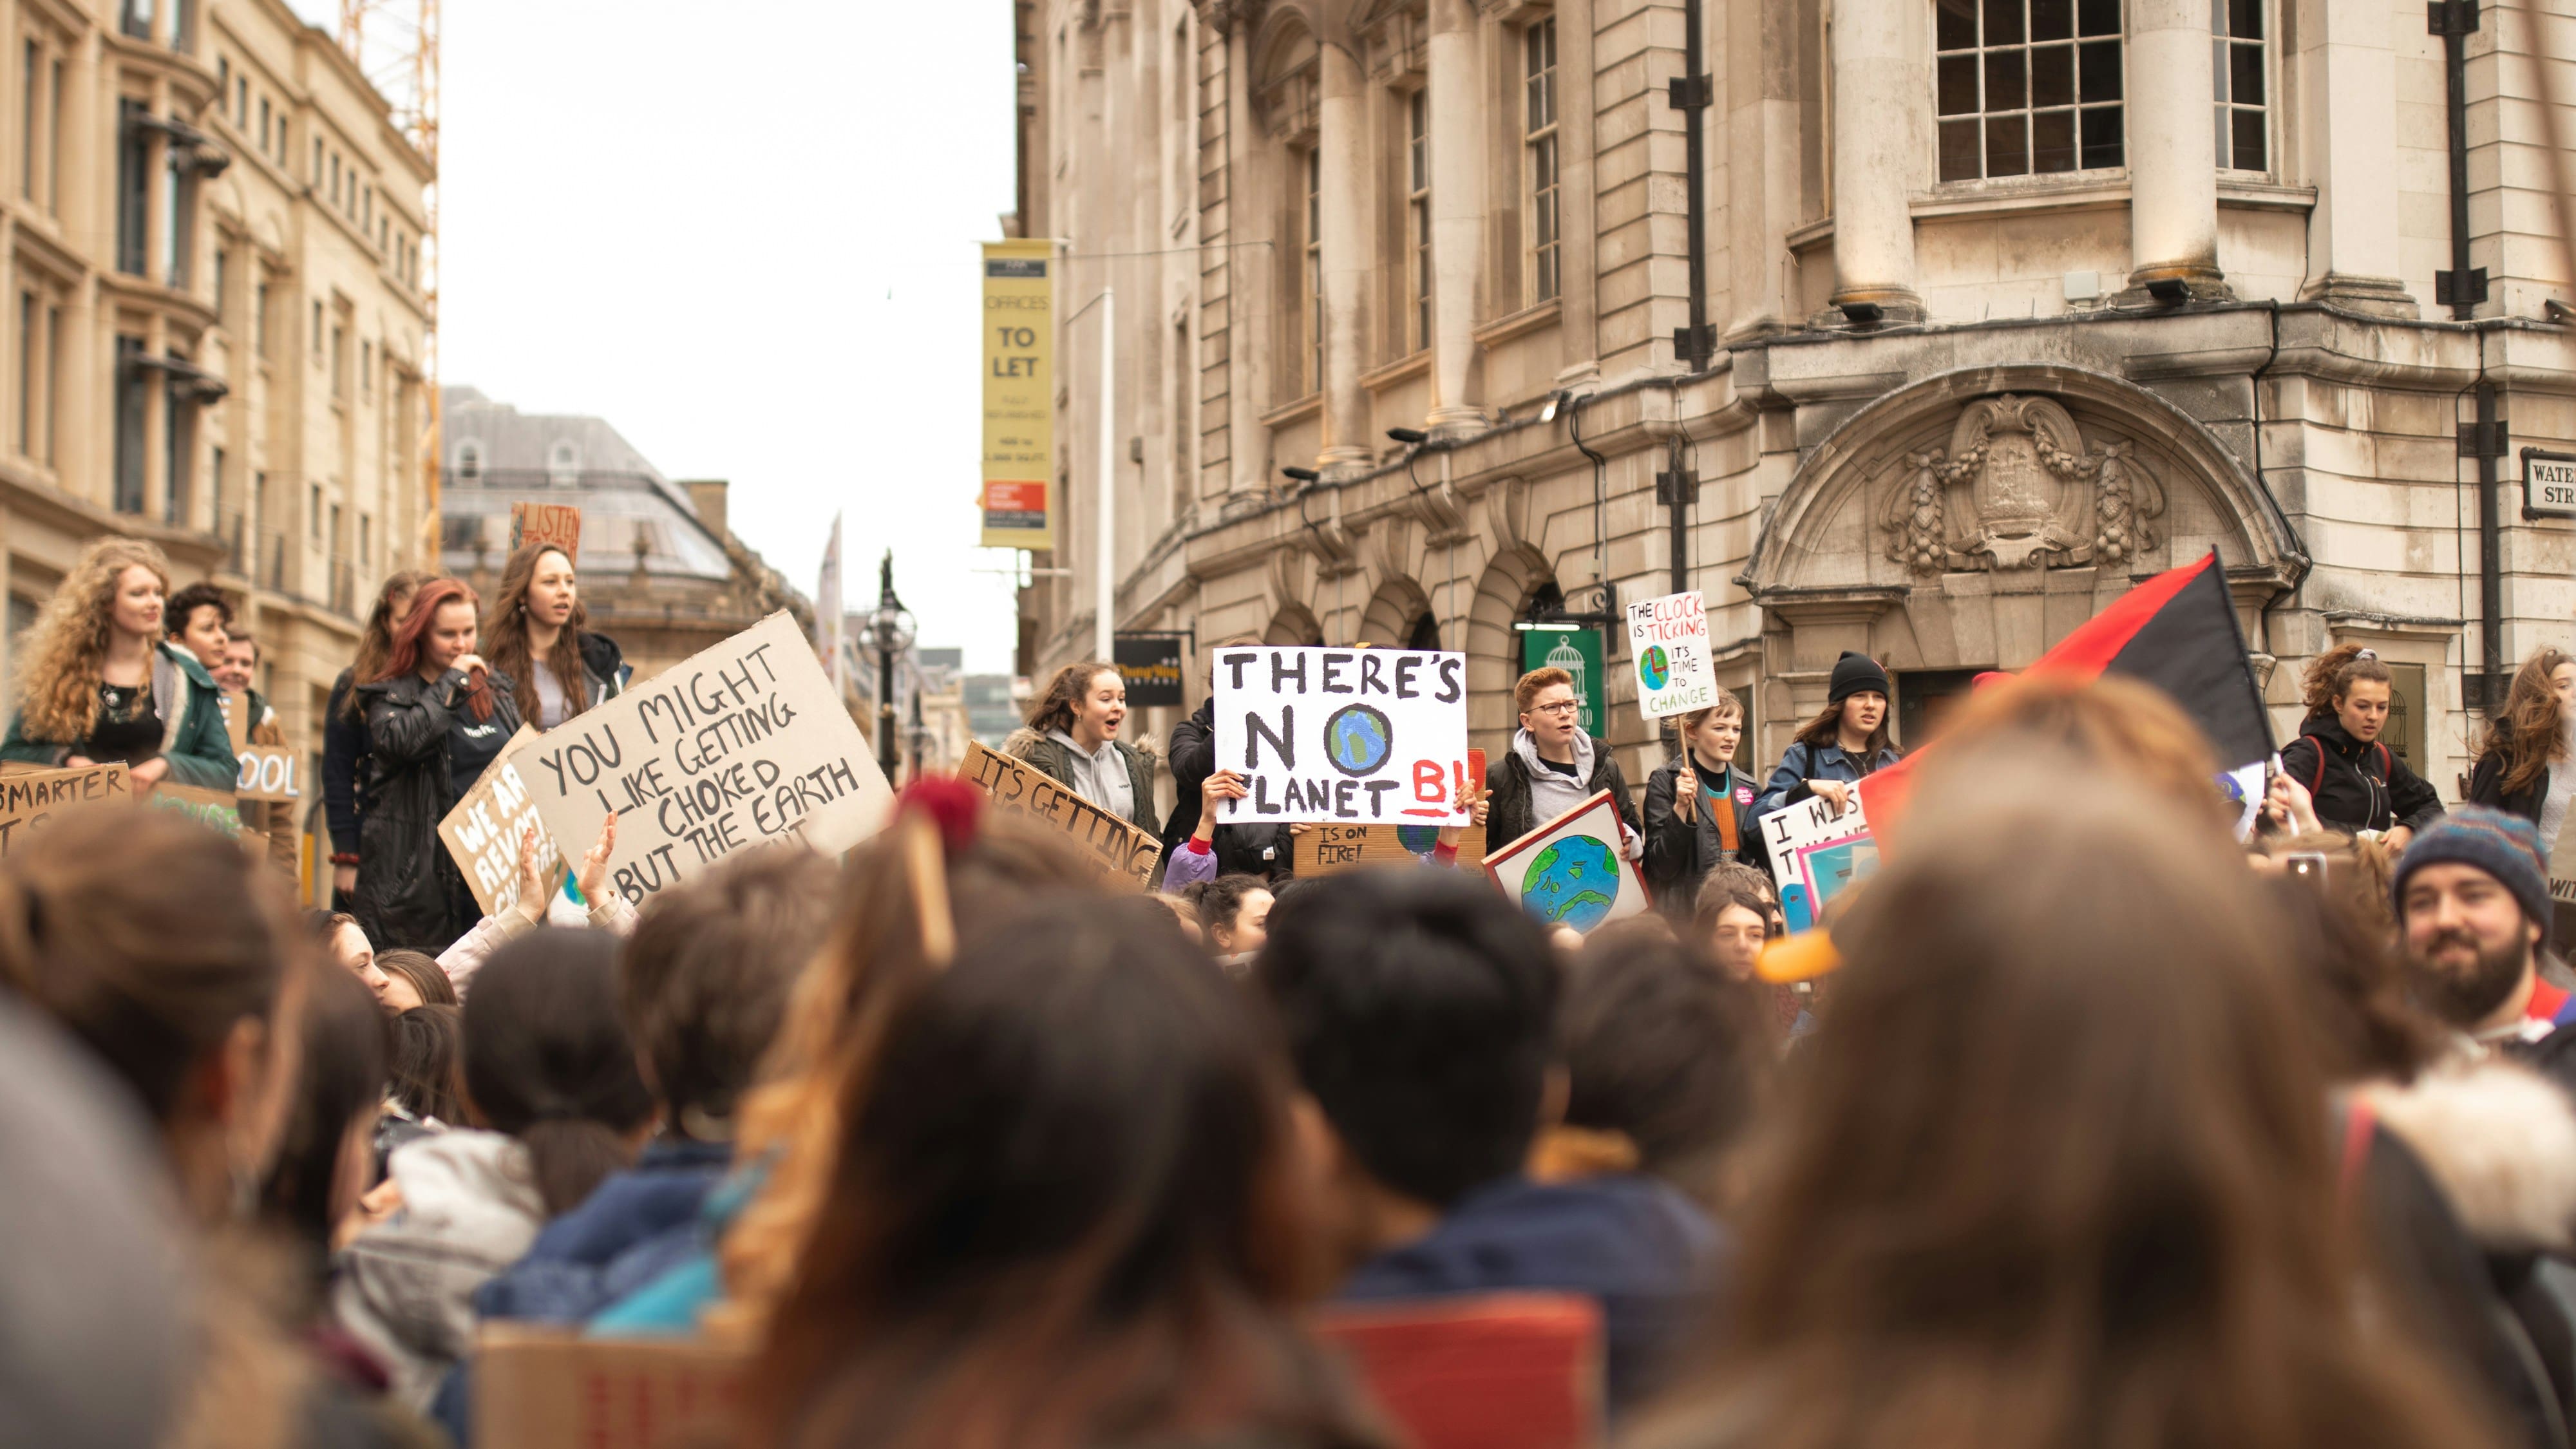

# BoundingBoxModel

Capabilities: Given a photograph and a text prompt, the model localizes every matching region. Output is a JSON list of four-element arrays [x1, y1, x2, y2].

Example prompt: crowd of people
[[12, 529, 2576, 1448]]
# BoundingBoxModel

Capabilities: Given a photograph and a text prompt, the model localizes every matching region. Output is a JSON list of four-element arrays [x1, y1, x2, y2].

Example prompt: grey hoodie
[[1510, 727, 1642, 862], [1045, 727, 1136, 824], [331, 1128, 547, 1409]]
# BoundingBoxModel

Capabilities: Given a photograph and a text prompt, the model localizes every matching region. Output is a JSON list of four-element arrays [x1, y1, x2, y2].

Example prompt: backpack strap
[[2300, 738, 2327, 797], [2376, 742, 2392, 780]]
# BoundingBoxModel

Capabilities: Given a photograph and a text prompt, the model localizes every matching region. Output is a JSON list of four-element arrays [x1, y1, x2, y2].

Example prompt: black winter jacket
[[1641, 755, 1761, 920], [2280, 714, 2444, 838], [1157, 699, 1293, 882], [2468, 751, 2557, 831], [1485, 735, 1643, 850], [322, 670, 372, 858], [354, 668, 521, 952]]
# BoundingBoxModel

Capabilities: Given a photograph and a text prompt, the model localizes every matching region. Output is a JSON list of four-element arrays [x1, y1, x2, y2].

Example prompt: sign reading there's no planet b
[[1212, 646, 1474, 826], [516, 611, 895, 905], [1624, 590, 1718, 719], [1483, 790, 1652, 934]]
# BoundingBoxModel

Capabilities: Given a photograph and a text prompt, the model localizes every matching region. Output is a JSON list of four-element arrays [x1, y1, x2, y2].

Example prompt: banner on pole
[[516, 612, 895, 905], [958, 740, 1161, 889], [980, 240, 1055, 551], [1624, 591, 1717, 719], [1212, 647, 1473, 826], [0, 761, 129, 857]]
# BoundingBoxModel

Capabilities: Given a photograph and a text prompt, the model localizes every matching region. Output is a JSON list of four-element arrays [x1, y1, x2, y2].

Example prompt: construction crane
[[336, 0, 440, 562]]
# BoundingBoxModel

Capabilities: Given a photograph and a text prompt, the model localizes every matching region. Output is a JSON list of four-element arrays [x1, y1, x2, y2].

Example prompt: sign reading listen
[[1212, 647, 1473, 826], [517, 612, 894, 904]]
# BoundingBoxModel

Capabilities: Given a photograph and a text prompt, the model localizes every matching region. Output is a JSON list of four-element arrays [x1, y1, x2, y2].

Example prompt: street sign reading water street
[[2526, 448, 2576, 520]]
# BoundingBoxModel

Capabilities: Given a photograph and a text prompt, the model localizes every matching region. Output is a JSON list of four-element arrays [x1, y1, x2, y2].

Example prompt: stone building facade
[[0, 0, 433, 769], [1012, 0, 2576, 800]]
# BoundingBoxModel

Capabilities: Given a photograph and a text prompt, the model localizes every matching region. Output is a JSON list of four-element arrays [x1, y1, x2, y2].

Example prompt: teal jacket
[[1, 641, 240, 790]]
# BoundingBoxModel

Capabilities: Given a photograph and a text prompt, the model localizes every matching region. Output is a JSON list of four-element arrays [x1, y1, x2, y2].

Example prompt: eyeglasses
[[1530, 700, 1581, 717]]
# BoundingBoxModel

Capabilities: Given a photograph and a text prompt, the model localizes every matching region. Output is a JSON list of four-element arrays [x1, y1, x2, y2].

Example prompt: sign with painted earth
[[1482, 789, 1650, 934]]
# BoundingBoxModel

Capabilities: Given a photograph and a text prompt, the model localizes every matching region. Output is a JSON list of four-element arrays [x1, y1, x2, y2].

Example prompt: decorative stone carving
[[1877, 393, 2166, 574]]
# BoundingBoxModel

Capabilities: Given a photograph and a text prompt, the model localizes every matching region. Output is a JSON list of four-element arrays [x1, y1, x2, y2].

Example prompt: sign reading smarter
[[1212, 647, 1473, 826], [517, 611, 893, 904]]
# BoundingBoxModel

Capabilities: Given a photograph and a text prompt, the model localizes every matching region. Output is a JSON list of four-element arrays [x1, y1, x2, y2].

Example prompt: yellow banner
[[980, 240, 1055, 551]]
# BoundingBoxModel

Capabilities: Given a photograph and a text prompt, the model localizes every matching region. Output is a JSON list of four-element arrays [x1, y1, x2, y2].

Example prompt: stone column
[[1316, 41, 1372, 473], [1828, 0, 1924, 318], [1224, 24, 1271, 494], [2295, 0, 2416, 315], [2125, 0, 2224, 292], [1425, 0, 1486, 435]]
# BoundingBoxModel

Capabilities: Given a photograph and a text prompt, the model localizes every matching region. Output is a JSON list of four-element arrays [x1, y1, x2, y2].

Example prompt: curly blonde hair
[[12, 538, 172, 744]]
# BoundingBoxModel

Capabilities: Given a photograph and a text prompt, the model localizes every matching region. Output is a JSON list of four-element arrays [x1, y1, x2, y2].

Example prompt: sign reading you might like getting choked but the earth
[[1213, 647, 1475, 826]]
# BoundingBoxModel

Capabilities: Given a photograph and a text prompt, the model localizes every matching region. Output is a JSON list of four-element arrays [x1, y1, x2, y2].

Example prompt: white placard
[[1624, 590, 1717, 719], [1756, 790, 1879, 928], [1212, 646, 1473, 826], [516, 612, 894, 905]]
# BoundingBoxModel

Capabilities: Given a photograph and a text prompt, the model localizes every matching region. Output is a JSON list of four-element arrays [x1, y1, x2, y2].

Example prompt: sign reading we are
[[515, 612, 894, 905], [1211, 647, 1474, 826]]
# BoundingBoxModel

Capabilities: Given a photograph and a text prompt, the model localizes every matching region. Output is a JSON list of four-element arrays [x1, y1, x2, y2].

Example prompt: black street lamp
[[868, 551, 914, 781]]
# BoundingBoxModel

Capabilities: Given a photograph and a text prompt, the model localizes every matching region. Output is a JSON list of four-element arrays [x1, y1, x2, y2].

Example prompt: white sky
[[290, 1, 1025, 673]]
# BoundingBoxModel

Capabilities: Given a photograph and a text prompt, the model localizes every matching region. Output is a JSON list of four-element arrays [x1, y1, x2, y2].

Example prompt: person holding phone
[[354, 578, 522, 953], [1752, 652, 1901, 829], [1643, 690, 1762, 916]]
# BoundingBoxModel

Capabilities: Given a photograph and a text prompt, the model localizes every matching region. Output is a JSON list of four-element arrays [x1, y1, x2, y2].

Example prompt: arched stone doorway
[[1739, 365, 2307, 758], [1464, 543, 1555, 759]]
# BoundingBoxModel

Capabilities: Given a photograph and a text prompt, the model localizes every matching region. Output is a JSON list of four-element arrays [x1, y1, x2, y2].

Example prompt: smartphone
[[2284, 851, 2329, 883]]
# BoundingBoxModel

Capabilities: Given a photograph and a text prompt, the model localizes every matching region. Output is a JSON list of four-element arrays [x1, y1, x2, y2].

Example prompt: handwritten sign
[[438, 727, 561, 916], [510, 502, 582, 560], [235, 744, 304, 804], [1482, 791, 1652, 935], [958, 741, 1161, 889], [0, 762, 129, 857], [516, 611, 893, 905], [1756, 791, 1878, 931], [1212, 647, 1472, 826], [1293, 749, 1486, 874], [1624, 590, 1716, 719]]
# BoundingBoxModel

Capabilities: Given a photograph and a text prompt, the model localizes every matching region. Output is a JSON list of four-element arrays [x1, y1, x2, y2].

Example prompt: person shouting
[[1486, 665, 1643, 851], [1006, 660, 1160, 835], [483, 542, 627, 734], [1, 538, 237, 790], [2279, 644, 2442, 848], [1644, 690, 1760, 914], [1750, 652, 1899, 831]]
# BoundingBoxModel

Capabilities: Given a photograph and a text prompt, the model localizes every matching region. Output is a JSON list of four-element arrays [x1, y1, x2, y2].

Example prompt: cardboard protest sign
[[1756, 791, 1879, 931], [1293, 748, 1486, 875], [1212, 647, 1473, 826], [1624, 591, 1717, 719], [475, 1324, 744, 1449], [234, 744, 305, 804], [439, 727, 563, 916], [958, 740, 1162, 888], [509, 502, 582, 560], [1482, 791, 1651, 934], [516, 611, 893, 906], [0, 761, 129, 858]]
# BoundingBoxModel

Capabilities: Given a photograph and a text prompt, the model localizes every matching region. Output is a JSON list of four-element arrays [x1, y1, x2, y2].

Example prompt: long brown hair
[[746, 893, 1382, 1449], [1631, 766, 2506, 1449], [1024, 661, 1120, 736], [340, 569, 437, 721], [1790, 697, 1893, 761], [2300, 641, 2394, 717], [2477, 647, 2573, 797], [483, 544, 587, 720], [12, 537, 172, 743], [377, 578, 496, 723]]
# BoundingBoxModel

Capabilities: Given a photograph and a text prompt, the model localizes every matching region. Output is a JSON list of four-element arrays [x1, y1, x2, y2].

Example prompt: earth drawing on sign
[[1396, 822, 1441, 855], [1323, 704, 1393, 777], [1639, 646, 1671, 692], [1520, 834, 1620, 932]]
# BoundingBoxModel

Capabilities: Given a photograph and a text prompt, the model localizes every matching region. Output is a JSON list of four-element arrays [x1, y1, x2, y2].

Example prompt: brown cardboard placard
[[437, 726, 561, 916], [0, 761, 130, 858], [474, 1324, 744, 1449], [958, 739, 1161, 889], [509, 502, 582, 560], [234, 744, 305, 804], [1291, 748, 1486, 875]]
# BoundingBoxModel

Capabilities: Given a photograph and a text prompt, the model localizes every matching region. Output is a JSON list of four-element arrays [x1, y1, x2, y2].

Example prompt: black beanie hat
[[1828, 651, 1891, 705]]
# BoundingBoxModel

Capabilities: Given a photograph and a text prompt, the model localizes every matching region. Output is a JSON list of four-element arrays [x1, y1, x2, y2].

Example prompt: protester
[[1486, 665, 1644, 852], [354, 578, 523, 952], [1644, 691, 1762, 913], [1159, 633, 1291, 878], [2394, 808, 2569, 1045], [2469, 647, 2576, 856], [481, 542, 627, 733], [312, 909, 395, 1003], [1186, 873, 1274, 964], [260, 965, 390, 1283], [1695, 880, 1775, 985], [333, 929, 654, 1408], [1629, 765, 2510, 1449], [433, 816, 630, 999], [1007, 659, 1160, 833], [2280, 643, 2443, 847], [743, 893, 1390, 1449], [374, 950, 457, 1012], [0, 537, 239, 789], [326, 571, 434, 911], [1750, 651, 1899, 828], [1537, 934, 1768, 1213], [208, 627, 305, 868], [379, 1003, 464, 1167], [1256, 868, 1724, 1414], [166, 580, 234, 672]]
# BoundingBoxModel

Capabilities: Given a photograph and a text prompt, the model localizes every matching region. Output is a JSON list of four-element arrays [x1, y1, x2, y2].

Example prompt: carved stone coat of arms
[[1879, 394, 2166, 573]]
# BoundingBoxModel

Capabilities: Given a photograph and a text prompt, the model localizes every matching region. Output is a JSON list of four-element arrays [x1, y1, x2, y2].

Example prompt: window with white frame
[[1406, 86, 1430, 353], [2213, 0, 2264, 171], [1525, 17, 1559, 305], [1935, 0, 2123, 182]]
